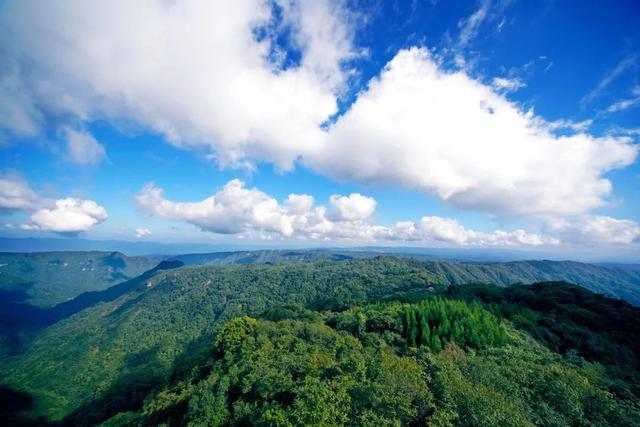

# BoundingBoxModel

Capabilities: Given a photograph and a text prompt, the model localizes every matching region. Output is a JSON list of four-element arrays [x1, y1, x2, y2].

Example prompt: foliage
[[444, 282, 640, 394], [1, 257, 439, 421], [423, 340, 639, 427], [327, 298, 507, 352], [108, 315, 434, 426], [1, 257, 640, 425], [0, 256, 169, 357], [0, 251, 155, 307], [172, 252, 640, 305], [101, 303, 639, 426]]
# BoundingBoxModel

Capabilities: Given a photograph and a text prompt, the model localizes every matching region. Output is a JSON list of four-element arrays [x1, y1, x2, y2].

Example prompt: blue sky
[[0, 0, 639, 259]]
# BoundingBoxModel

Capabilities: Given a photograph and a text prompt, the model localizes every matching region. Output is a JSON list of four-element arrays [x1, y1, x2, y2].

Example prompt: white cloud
[[546, 215, 640, 245], [62, 127, 106, 165], [136, 178, 555, 246], [605, 90, 640, 114], [0, 61, 42, 139], [329, 193, 376, 221], [542, 118, 593, 132], [607, 98, 640, 113], [456, 0, 490, 49], [29, 198, 107, 233], [279, 0, 358, 87], [0, 174, 108, 233], [0, 0, 354, 169], [0, 1, 637, 228], [385, 216, 557, 246], [580, 54, 637, 107], [0, 174, 40, 211], [491, 77, 525, 92], [608, 126, 640, 137], [309, 48, 638, 217], [135, 227, 152, 238], [137, 179, 318, 237], [19, 223, 39, 230], [447, 0, 511, 71]]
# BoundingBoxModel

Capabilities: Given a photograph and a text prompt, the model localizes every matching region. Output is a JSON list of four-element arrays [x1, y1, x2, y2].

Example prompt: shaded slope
[[49, 260, 184, 321], [0, 251, 156, 307], [0, 260, 182, 355], [418, 259, 640, 305]]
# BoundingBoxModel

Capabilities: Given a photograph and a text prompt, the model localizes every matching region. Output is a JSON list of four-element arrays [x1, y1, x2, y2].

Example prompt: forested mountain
[[100, 293, 640, 426], [170, 250, 640, 306], [2, 256, 640, 425], [0, 252, 155, 307], [0, 252, 157, 356]]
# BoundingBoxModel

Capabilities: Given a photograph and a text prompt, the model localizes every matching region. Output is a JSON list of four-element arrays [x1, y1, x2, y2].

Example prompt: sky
[[0, 0, 639, 260]]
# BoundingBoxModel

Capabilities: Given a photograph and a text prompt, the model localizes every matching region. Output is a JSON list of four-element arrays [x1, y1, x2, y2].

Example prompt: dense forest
[[94, 297, 639, 426], [6, 252, 640, 360], [1, 256, 639, 425], [169, 251, 640, 306]]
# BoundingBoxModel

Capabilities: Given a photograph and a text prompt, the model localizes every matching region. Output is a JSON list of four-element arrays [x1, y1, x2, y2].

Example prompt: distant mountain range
[[0, 237, 240, 256], [2, 249, 640, 358], [168, 250, 640, 305], [3, 237, 640, 263]]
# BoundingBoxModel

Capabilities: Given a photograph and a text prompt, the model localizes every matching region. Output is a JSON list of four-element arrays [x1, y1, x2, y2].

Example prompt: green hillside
[[2, 257, 640, 425], [170, 251, 640, 306], [0, 252, 156, 307], [97, 300, 639, 426]]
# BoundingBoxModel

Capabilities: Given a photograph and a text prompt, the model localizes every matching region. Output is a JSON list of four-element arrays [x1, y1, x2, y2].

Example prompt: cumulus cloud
[[137, 179, 298, 236], [0, 0, 354, 169], [309, 48, 638, 217], [384, 216, 557, 246], [62, 127, 106, 165], [329, 193, 376, 221], [29, 198, 107, 233], [546, 215, 640, 245], [135, 227, 152, 237], [0, 174, 108, 233], [0, 1, 637, 228], [137, 179, 555, 246]]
